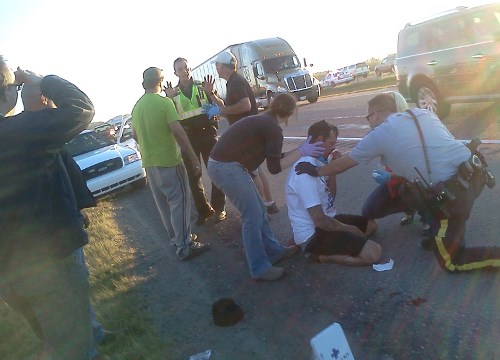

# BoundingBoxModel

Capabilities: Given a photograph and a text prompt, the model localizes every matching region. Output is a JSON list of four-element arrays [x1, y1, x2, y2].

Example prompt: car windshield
[[262, 55, 300, 73], [65, 131, 115, 157]]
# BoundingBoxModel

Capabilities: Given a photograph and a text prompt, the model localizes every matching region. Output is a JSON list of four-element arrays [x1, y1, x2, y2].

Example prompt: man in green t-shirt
[[132, 67, 208, 260]]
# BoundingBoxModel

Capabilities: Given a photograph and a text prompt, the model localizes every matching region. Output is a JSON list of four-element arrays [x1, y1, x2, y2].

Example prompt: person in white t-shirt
[[286, 120, 381, 265], [295, 94, 500, 273]]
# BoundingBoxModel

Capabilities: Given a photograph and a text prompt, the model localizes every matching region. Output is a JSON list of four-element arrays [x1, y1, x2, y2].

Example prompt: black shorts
[[304, 214, 368, 256]]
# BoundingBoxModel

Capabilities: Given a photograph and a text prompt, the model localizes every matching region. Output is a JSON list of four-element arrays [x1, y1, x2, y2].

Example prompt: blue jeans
[[207, 160, 286, 278], [0, 254, 92, 360]]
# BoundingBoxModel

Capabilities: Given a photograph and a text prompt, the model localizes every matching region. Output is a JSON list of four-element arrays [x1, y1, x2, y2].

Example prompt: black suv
[[396, 3, 500, 118]]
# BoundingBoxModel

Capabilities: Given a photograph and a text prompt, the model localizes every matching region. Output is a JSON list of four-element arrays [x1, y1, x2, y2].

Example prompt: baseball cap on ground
[[212, 51, 236, 65], [142, 67, 163, 88], [212, 298, 243, 326]]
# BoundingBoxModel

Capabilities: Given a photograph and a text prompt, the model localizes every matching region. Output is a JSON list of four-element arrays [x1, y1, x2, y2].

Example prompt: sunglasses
[[365, 109, 385, 122]]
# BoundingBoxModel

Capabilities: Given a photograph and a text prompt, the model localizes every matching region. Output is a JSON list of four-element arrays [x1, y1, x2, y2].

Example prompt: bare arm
[[220, 97, 251, 116], [207, 91, 225, 107], [279, 147, 303, 171], [307, 205, 366, 238], [317, 154, 359, 177], [169, 121, 201, 176]]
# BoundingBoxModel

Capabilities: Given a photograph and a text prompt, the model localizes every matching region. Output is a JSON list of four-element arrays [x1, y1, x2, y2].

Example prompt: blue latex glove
[[372, 170, 391, 184], [299, 136, 325, 157], [201, 104, 220, 119]]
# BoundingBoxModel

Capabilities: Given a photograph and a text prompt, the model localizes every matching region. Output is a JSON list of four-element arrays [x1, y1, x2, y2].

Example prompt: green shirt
[[131, 93, 182, 167]]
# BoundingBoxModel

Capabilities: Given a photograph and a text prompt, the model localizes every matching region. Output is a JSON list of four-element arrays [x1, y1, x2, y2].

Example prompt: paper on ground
[[372, 258, 394, 271]]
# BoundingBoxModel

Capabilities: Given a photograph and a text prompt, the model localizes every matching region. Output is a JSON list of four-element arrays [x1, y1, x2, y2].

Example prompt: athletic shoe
[[177, 240, 209, 260], [255, 266, 285, 281]]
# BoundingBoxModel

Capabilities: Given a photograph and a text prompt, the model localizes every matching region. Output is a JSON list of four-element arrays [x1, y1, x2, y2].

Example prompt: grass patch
[[320, 74, 396, 97], [0, 200, 168, 360]]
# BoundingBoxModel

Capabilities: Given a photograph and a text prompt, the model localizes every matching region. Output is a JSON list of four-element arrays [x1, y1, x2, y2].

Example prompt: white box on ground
[[310, 322, 355, 360]]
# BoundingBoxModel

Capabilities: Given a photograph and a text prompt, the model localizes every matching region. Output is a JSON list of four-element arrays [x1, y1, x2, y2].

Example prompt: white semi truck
[[191, 37, 320, 108]]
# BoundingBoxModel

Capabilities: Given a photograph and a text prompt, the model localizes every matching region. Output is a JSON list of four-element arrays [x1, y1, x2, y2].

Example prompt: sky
[[1, 0, 492, 122]]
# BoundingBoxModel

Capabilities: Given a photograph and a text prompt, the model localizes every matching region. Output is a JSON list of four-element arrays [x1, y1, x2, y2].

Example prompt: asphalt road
[[109, 92, 500, 360]]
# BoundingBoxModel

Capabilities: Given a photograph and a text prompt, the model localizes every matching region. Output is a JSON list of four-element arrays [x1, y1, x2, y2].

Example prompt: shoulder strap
[[406, 109, 432, 184]]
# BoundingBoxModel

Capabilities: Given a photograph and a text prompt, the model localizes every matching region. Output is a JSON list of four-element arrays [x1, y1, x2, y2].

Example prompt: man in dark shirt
[[204, 51, 279, 213], [204, 51, 257, 125], [0, 56, 95, 359]]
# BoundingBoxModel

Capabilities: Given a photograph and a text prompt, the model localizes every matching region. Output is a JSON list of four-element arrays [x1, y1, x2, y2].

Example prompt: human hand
[[299, 136, 325, 157], [81, 210, 90, 229], [372, 169, 391, 184], [295, 162, 319, 177], [163, 81, 177, 98], [14, 67, 43, 86], [202, 75, 215, 94], [201, 104, 220, 119], [330, 148, 342, 161], [190, 158, 202, 177]]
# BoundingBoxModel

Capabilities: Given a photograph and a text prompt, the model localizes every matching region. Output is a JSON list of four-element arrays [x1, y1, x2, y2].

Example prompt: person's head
[[213, 51, 237, 80], [173, 57, 191, 82], [0, 55, 21, 116], [366, 93, 398, 129], [21, 83, 55, 111], [142, 67, 164, 92], [266, 93, 297, 126], [307, 120, 338, 157]]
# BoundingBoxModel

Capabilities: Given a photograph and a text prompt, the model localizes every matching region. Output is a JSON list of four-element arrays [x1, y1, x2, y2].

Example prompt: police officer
[[165, 58, 226, 225], [295, 93, 500, 273]]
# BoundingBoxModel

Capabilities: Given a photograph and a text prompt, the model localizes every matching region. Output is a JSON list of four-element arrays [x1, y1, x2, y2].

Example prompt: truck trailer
[[191, 37, 320, 108]]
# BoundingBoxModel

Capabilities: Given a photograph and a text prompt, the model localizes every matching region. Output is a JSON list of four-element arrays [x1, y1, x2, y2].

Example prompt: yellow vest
[[173, 81, 209, 120]]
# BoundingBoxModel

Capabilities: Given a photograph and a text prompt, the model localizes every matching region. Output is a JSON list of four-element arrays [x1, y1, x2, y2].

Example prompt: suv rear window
[[399, 7, 499, 57]]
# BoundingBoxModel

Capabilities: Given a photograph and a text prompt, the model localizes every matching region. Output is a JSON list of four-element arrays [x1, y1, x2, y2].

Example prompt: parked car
[[396, 3, 500, 118], [320, 71, 354, 88], [339, 62, 370, 79], [374, 54, 396, 77], [64, 129, 146, 197]]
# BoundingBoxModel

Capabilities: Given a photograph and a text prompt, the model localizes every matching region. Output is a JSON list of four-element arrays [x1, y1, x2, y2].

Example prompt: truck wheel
[[307, 86, 320, 103], [412, 80, 451, 119]]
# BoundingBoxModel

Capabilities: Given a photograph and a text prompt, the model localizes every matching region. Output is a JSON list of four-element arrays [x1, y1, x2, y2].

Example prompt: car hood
[[74, 144, 136, 170]]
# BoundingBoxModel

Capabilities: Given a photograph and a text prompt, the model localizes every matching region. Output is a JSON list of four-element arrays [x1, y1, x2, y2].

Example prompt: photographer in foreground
[[295, 93, 499, 273], [0, 56, 95, 359]]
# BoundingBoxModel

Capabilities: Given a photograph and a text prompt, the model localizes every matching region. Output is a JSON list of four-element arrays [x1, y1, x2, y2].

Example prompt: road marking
[[285, 136, 500, 144]]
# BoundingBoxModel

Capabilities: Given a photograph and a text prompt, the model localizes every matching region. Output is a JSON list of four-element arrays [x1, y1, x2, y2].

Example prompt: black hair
[[307, 120, 338, 142]]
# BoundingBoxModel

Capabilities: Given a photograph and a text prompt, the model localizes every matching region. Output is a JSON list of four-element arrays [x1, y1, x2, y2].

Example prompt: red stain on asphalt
[[406, 297, 427, 307]]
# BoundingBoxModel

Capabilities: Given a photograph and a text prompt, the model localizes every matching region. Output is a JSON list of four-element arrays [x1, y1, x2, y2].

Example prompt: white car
[[320, 71, 354, 88], [64, 129, 147, 197]]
